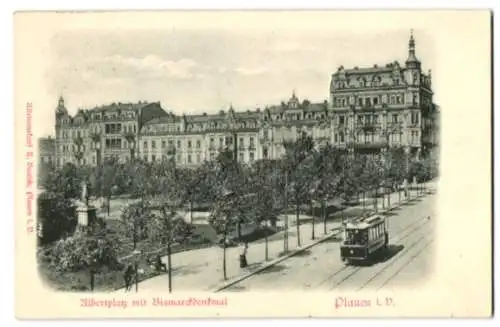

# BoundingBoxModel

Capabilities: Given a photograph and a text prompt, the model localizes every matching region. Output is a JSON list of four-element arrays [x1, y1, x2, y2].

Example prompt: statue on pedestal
[[81, 180, 90, 206]]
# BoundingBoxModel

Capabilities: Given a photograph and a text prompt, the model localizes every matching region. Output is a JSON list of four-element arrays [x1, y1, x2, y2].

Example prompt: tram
[[340, 214, 389, 263]]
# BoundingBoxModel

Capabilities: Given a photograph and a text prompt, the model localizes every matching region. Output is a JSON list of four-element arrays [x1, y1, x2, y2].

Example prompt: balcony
[[359, 123, 381, 132], [346, 140, 388, 149]]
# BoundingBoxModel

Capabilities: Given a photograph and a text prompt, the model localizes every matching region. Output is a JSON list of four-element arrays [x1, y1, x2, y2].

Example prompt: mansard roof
[[333, 61, 404, 76]]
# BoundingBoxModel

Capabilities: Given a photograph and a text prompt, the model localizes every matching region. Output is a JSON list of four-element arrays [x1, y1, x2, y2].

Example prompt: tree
[[97, 157, 128, 215], [208, 189, 238, 281], [341, 153, 364, 214], [38, 161, 56, 188], [43, 163, 82, 199], [363, 155, 384, 212], [147, 207, 194, 293], [44, 227, 121, 292], [282, 132, 315, 249], [207, 148, 253, 280], [37, 191, 77, 246], [248, 160, 279, 260], [120, 201, 151, 250], [310, 144, 343, 236], [178, 166, 210, 223], [386, 147, 407, 205], [212, 148, 250, 240]]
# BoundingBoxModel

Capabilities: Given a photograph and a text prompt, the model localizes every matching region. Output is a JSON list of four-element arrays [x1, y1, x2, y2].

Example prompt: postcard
[[14, 10, 492, 318]]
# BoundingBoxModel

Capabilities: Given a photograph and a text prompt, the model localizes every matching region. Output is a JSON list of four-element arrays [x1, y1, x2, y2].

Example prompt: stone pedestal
[[77, 204, 97, 232]]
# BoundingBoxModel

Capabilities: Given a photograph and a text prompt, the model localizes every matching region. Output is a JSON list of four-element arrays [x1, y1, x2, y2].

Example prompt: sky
[[42, 27, 436, 137]]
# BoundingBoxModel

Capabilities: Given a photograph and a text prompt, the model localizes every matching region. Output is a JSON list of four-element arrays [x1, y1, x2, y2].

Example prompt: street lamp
[[132, 249, 142, 292]]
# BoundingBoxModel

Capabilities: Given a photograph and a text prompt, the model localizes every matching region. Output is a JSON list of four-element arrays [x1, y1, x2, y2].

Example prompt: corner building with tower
[[52, 32, 439, 169]]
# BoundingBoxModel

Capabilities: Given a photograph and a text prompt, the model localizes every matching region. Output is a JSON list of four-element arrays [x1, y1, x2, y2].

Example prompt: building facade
[[38, 136, 56, 165], [54, 97, 168, 168], [53, 32, 439, 168], [329, 31, 439, 158], [139, 95, 332, 166]]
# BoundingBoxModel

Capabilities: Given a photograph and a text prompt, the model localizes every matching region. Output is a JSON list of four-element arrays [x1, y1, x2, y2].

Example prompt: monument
[[76, 180, 97, 232]]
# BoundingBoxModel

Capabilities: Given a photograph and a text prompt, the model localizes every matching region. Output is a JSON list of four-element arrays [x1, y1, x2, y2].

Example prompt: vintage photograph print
[[14, 10, 492, 318]]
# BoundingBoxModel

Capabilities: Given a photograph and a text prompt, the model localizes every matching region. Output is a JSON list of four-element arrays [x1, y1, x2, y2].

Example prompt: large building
[[52, 31, 439, 168], [54, 97, 168, 167], [329, 31, 439, 158], [38, 136, 56, 165]]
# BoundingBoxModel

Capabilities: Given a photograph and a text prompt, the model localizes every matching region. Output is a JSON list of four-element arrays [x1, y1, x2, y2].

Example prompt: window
[[249, 137, 255, 148], [396, 96, 402, 104], [168, 140, 173, 146], [358, 98, 363, 106], [334, 133, 338, 143], [176, 154, 181, 162], [196, 154, 200, 163], [152, 155, 156, 162], [249, 152, 255, 162], [92, 156, 96, 164], [219, 138, 223, 148], [373, 97, 378, 105], [152, 140, 156, 149], [196, 140, 201, 148], [106, 139, 121, 149], [411, 112, 420, 125], [239, 137, 244, 146], [177, 140, 181, 148], [263, 147, 268, 158], [239, 152, 244, 162], [162, 140, 166, 148], [143, 141, 148, 149], [339, 132, 345, 143], [392, 114, 399, 123], [339, 116, 345, 125], [263, 130, 269, 140], [373, 115, 378, 124], [143, 155, 148, 162], [187, 154, 192, 163], [188, 140, 192, 148]]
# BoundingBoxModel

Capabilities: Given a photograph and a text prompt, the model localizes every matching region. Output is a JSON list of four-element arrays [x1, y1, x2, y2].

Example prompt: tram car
[[340, 214, 389, 263]]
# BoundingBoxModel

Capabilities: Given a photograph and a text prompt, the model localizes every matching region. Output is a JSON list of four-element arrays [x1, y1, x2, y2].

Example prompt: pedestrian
[[124, 264, 134, 292], [155, 254, 167, 273], [239, 242, 248, 268]]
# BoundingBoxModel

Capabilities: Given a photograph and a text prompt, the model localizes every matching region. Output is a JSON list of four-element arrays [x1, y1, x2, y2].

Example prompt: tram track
[[376, 237, 434, 290], [312, 215, 432, 290], [355, 232, 434, 291], [329, 221, 433, 291]]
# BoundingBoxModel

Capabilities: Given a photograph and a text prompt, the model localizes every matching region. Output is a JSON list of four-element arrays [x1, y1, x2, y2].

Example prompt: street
[[221, 191, 436, 292], [111, 184, 435, 293]]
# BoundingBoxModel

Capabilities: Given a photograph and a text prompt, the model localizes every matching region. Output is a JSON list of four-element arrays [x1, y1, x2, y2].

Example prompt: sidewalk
[[113, 181, 436, 293]]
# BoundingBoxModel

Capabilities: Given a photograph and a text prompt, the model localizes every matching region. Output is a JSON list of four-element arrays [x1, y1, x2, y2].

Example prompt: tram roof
[[345, 214, 385, 229]]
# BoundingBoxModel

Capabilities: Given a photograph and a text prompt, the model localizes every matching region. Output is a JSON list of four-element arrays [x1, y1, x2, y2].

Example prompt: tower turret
[[56, 96, 68, 116], [405, 30, 421, 70]]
